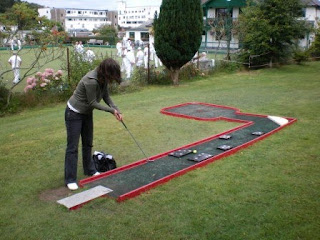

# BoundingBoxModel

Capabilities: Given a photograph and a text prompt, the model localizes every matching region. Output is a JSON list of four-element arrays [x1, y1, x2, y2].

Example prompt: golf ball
[[193, 150, 197, 154]]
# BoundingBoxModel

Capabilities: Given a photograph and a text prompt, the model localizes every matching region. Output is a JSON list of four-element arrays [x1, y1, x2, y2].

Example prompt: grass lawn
[[0, 46, 119, 92], [0, 46, 224, 93], [0, 61, 319, 239]]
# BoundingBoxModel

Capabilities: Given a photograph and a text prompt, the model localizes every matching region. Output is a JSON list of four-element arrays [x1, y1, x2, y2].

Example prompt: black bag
[[93, 151, 117, 172]]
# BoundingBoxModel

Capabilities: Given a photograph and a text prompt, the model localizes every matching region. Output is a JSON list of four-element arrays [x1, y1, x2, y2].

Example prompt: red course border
[[80, 102, 296, 202]]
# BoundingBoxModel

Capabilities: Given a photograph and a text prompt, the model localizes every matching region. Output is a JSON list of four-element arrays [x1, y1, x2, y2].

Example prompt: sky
[[24, 0, 162, 10]]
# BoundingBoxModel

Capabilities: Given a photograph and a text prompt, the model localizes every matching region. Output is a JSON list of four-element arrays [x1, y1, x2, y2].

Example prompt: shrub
[[130, 64, 201, 86], [0, 80, 10, 115], [214, 60, 241, 73], [63, 50, 103, 94], [130, 67, 171, 86], [293, 48, 309, 65], [24, 68, 64, 93], [308, 29, 320, 59]]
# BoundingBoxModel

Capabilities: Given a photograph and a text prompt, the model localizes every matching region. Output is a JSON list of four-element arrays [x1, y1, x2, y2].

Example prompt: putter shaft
[[121, 120, 152, 162]]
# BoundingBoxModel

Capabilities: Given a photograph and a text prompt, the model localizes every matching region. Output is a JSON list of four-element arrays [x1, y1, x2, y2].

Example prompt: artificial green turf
[[86, 103, 284, 199], [0, 62, 319, 239]]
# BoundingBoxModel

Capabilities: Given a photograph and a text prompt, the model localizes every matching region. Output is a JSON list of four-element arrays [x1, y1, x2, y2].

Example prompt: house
[[300, 0, 320, 48], [201, 0, 246, 50], [201, 0, 319, 50], [124, 19, 153, 45]]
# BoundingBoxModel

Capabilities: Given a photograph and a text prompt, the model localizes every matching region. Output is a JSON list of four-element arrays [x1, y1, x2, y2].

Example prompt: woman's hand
[[113, 109, 123, 121]]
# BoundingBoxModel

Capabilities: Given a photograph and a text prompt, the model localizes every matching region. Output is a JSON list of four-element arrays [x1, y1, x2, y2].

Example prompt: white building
[[117, 0, 160, 28], [300, 0, 320, 48], [64, 8, 111, 32], [124, 19, 153, 44], [38, 8, 113, 32], [38, 8, 51, 20]]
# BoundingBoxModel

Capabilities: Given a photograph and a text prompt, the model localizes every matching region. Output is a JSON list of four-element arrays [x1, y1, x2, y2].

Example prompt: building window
[[216, 8, 232, 18], [301, 8, 306, 18], [129, 32, 135, 39], [140, 32, 149, 40]]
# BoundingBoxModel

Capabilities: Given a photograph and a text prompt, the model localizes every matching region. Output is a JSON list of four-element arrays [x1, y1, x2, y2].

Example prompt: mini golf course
[[58, 102, 296, 210]]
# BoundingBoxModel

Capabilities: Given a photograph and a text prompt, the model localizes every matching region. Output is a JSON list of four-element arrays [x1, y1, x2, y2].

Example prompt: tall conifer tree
[[154, 0, 203, 85]]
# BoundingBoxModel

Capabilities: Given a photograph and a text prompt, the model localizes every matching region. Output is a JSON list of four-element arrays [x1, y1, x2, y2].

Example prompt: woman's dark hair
[[97, 58, 121, 85]]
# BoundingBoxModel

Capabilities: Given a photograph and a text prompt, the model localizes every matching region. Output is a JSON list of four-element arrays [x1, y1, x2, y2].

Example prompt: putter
[[121, 120, 153, 162]]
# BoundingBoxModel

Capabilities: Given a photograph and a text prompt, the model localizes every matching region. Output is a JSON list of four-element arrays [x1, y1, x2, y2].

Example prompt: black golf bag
[[93, 151, 117, 172]]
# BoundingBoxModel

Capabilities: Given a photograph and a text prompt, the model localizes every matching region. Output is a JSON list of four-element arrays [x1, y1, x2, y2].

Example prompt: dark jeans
[[64, 107, 96, 184]]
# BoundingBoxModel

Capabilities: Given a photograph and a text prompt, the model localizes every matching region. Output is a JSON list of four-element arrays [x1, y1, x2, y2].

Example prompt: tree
[[238, 0, 309, 67], [0, 0, 18, 13], [308, 26, 320, 58], [154, 0, 203, 85], [3, 2, 39, 30], [96, 25, 118, 45]]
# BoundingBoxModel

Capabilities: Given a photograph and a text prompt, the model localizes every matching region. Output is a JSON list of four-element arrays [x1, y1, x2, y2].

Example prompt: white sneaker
[[67, 183, 79, 190], [93, 172, 100, 176]]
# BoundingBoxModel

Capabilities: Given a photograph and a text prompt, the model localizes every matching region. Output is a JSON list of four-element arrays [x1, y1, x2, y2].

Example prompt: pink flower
[[45, 68, 54, 74], [56, 70, 63, 76], [36, 72, 42, 77], [24, 85, 33, 93], [40, 83, 47, 87], [27, 77, 33, 85]]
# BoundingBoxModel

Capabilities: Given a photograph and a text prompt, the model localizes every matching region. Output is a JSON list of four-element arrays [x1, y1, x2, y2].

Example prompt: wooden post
[[67, 47, 70, 82], [147, 43, 150, 83]]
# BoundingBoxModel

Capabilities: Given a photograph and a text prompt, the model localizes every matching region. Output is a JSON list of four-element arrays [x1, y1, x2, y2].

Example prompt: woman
[[65, 58, 123, 190]]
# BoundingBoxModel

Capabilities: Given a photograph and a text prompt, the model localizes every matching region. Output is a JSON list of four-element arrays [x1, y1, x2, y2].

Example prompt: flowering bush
[[24, 68, 63, 93]]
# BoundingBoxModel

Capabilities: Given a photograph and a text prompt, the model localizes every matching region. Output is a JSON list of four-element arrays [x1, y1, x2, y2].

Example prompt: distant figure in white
[[143, 44, 149, 69], [10, 39, 15, 50], [17, 39, 22, 50], [85, 48, 96, 63], [124, 46, 135, 79], [192, 52, 215, 67], [116, 40, 122, 57], [75, 41, 84, 54], [8, 52, 22, 85], [152, 43, 163, 68], [135, 47, 144, 67]]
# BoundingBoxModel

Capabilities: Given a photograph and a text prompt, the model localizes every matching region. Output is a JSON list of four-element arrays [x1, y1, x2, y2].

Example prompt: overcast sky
[[24, 0, 162, 10]]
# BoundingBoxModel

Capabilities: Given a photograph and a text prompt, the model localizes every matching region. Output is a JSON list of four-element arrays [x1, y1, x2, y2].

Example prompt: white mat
[[268, 115, 289, 126], [57, 185, 113, 209]]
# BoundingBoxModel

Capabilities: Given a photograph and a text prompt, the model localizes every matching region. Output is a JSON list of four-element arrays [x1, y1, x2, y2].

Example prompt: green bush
[[293, 48, 309, 64], [214, 60, 241, 73], [179, 63, 201, 81], [0, 80, 10, 115], [308, 29, 320, 59], [130, 67, 171, 86], [63, 50, 108, 94]]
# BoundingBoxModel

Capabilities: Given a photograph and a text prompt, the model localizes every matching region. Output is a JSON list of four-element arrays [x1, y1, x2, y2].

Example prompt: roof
[[301, 0, 320, 6], [202, 0, 247, 8], [202, 0, 320, 7], [126, 19, 153, 31]]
